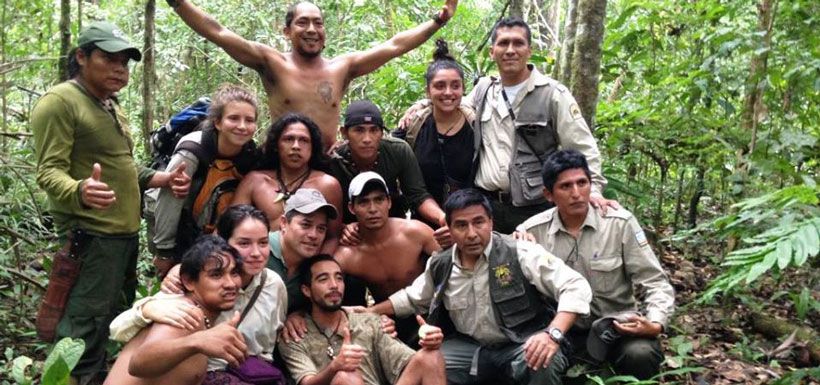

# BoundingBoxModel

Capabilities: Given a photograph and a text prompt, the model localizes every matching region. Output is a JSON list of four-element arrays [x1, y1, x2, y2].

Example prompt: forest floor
[[1, 229, 818, 384]]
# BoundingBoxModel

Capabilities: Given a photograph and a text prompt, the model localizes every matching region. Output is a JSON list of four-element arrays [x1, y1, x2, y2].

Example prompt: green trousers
[[55, 232, 139, 378]]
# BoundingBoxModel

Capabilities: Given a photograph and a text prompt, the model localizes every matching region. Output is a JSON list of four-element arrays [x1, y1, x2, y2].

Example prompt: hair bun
[[432, 39, 455, 62]]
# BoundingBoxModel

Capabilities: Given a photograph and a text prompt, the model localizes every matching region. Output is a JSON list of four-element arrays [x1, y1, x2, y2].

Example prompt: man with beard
[[165, 0, 458, 150], [232, 114, 343, 251], [278, 255, 446, 385], [104, 236, 246, 385], [335, 172, 440, 343]]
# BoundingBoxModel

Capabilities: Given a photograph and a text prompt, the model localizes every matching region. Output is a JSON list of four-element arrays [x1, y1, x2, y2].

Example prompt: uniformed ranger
[[517, 149, 675, 379], [465, 17, 615, 233]]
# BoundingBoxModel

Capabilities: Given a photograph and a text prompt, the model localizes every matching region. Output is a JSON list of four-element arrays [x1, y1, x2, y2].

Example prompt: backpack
[[144, 100, 256, 260], [148, 97, 211, 171]]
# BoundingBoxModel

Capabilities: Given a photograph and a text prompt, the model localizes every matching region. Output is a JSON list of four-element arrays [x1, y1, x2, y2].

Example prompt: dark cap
[[586, 311, 641, 361], [78, 21, 142, 62], [343, 100, 385, 129], [284, 188, 338, 219]]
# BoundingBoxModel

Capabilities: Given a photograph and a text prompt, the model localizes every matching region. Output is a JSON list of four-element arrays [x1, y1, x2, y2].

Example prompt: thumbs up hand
[[168, 162, 191, 198], [195, 311, 247, 367], [80, 163, 116, 209], [416, 315, 443, 351], [330, 326, 366, 373]]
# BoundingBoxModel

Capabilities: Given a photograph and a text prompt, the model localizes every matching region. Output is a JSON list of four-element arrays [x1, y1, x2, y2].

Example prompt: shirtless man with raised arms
[[166, 0, 458, 150]]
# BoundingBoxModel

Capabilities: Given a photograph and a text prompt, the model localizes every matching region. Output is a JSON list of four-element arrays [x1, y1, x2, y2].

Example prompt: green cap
[[78, 21, 142, 62]]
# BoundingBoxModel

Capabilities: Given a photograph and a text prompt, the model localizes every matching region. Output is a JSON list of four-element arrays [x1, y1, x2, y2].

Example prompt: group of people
[[30, 1, 675, 385]]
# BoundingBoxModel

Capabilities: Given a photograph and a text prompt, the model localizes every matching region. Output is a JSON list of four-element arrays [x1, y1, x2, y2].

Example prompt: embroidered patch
[[493, 264, 513, 287], [635, 230, 648, 247], [570, 103, 584, 121]]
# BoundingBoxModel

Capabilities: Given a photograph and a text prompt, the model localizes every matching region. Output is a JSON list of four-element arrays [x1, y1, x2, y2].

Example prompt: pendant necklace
[[310, 313, 344, 359], [274, 168, 311, 203]]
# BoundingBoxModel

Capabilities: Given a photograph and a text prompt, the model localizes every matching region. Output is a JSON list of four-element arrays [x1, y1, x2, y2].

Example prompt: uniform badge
[[635, 230, 648, 247], [493, 264, 513, 287], [570, 103, 584, 121]]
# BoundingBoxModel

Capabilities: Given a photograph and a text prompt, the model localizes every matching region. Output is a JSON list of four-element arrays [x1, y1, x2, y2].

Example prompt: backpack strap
[[239, 269, 267, 325]]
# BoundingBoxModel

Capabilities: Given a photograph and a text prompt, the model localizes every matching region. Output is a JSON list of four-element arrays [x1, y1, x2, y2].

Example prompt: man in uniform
[[165, 0, 458, 150], [367, 189, 592, 384], [516, 150, 675, 379], [31, 22, 189, 384], [404, 17, 615, 233], [278, 255, 446, 385], [335, 172, 441, 343]]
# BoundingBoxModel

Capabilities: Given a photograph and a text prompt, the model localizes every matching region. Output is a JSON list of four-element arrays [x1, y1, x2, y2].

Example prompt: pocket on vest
[[510, 160, 545, 203], [493, 284, 535, 328]]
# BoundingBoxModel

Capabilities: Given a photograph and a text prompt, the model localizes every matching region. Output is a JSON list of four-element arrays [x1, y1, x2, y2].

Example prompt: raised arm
[[345, 0, 458, 78], [170, 0, 273, 71]]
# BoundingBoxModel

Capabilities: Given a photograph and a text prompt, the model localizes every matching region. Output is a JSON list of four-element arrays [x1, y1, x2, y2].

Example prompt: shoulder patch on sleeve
[[634, 230, 649, 247], [570, 103, 584, 121]]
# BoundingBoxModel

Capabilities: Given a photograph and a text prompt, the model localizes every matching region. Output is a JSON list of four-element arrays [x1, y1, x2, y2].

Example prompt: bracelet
[[433, 12, 447, 26], [166, 0, 182, 8]]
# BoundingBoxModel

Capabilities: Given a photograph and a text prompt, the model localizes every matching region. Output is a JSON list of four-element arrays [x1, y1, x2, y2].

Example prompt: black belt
[[476, 187, 512, 204]]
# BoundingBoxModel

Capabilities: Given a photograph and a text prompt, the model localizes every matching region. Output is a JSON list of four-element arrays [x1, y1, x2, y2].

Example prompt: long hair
[[67, 43, 98, 79], [259, 113, 328, 172]]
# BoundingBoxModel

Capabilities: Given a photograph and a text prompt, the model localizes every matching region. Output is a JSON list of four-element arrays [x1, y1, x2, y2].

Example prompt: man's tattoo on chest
[[318, 81, 333, 104]]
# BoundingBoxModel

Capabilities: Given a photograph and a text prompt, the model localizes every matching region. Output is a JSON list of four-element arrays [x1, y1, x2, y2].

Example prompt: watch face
[[549, 328, 563, 341]]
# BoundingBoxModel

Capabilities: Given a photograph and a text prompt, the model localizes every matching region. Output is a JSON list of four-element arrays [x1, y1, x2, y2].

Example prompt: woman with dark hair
[[395, 39, 475, 212], [147, 84, 260, 277], [109, 205, 288, 384], [232, 113, 342, 251]]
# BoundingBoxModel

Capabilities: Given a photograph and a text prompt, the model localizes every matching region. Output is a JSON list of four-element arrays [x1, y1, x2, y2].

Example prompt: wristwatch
[[547, 327, 564, 344]]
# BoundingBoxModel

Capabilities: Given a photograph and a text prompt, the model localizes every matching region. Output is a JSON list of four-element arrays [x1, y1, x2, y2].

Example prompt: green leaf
[[41, 356, 70, 385], [746, 250, 777, 284], [11, 356, 33, 385], [776, 240, 792, 270], [43, 338, 85, 375]]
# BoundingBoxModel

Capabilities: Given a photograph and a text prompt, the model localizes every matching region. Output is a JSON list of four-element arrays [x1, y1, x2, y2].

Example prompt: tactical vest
[[471, 76, 559, 206], [425, 232, 556, 343]]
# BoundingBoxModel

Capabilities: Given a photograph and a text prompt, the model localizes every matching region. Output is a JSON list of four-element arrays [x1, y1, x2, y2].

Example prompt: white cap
[[348, 171, 389, 200]]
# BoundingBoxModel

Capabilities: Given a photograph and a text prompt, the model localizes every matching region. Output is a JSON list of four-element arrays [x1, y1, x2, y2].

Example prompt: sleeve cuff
[[646, 311, 668, 330], [556, 298, 590, 317], [388, 290, 415, 317]]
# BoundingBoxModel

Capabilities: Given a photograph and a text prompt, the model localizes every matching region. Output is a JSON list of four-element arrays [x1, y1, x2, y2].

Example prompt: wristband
[[433, 12, 447, 26], [166, 0, 182, 8]]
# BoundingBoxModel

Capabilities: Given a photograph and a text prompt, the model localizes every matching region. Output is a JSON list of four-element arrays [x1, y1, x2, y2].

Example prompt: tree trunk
[[58, 0, 71, 82], [142, 0, 156, 152], [735, 0, 777, 194], [687, 166, 705, 229], [751, 313, 820, 365], [554, 0, 578, 84], [672, 168, 686, 234], [77, 0, 83, 32], [569, 0, 607, 128], [1, 0, 7, 150], [510, 0, 525, 18], [533, 0, 562, 52]]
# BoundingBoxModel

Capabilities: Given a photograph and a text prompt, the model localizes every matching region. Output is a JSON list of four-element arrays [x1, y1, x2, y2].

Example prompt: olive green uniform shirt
[[278, 311, 414, 385], [31, 82, 155, 235], [517, 205, 675, 329]]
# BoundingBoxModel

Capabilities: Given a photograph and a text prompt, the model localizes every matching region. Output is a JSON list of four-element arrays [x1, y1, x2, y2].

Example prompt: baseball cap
[[348, 171, 389, 200], [284, 188, 338, 219], [586, 311, 641, 361], [343, 100, 385, 129], [78, 21, 142, 62]]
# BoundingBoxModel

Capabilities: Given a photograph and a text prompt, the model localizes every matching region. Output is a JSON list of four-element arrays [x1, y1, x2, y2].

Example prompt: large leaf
[[43, 338, 86, 375], [41, 356, 70, 385], [12, 355, 33, 385]]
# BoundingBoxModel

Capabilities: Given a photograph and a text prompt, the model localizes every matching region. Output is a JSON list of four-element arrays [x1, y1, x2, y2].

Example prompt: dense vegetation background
[[0, 0, 817, 383]]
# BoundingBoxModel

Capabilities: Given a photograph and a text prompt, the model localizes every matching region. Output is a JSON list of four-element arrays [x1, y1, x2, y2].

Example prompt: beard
[[295, 44, 323, 59], [312, 293, 343, 312]]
